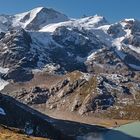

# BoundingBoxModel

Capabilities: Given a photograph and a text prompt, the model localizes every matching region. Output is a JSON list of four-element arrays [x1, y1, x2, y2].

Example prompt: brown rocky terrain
[[2, 70, 140, 121]]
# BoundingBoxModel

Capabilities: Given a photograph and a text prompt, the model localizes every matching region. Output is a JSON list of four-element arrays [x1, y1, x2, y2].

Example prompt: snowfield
[[40, 15, 108, 32], [0, 67, 9, 74]]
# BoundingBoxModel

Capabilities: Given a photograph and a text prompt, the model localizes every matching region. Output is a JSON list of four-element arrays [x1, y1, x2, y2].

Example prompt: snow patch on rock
[[0, 107, 6, 115], [0, 67, 9, 74], [0, 79, 9, 91]]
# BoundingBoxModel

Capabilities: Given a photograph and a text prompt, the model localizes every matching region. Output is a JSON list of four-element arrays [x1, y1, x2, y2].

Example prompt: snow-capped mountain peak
[[12, 7, 69, 30], [73, 15, 109, 29], [13, 7, 44, 28]]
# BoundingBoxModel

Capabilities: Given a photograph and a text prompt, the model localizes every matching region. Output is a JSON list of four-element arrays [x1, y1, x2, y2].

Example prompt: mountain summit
[[0, 7, 69, 31], [13, 7, 69, 30]]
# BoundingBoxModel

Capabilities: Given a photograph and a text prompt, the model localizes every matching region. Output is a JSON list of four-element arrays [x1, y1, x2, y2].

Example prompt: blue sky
[[0, 0, 139, 23]]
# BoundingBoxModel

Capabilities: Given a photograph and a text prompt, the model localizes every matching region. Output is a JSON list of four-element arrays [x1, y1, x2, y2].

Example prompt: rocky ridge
[[0, 7, 140, 120]]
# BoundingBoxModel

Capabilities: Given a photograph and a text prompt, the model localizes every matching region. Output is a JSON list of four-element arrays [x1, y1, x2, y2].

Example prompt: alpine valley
[[0, 7, 140, 140]]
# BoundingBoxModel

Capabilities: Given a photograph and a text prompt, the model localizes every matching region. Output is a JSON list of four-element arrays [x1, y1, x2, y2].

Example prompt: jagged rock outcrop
[[2, 66, 33, 82]]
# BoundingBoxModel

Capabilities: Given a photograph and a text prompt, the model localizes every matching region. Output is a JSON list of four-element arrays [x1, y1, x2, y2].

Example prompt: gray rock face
[[86, 48, 129, 74], [107, 23, 125, 38], [15, 87, 50, 105], [122, 19, 140, 33], [2, 66, 33, 82], [50, 26, 105, 73], [123, 34, 140, 47], [0, 25, 106, 76], [53, 26, 103, 57], [0, 32, 5, 40], [25, 93, 48, 105], [0, 29, 33, 68]]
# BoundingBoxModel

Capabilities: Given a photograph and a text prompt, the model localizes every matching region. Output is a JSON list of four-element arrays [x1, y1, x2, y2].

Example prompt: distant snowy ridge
[[0, 7, 140, 71], [40, 15, 108, 32]]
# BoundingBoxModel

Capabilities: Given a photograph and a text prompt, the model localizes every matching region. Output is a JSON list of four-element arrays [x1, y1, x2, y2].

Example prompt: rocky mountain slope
[[0, 93, 72, 140], [0, 7, 140, 123], [0, 125, 49, 140]]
